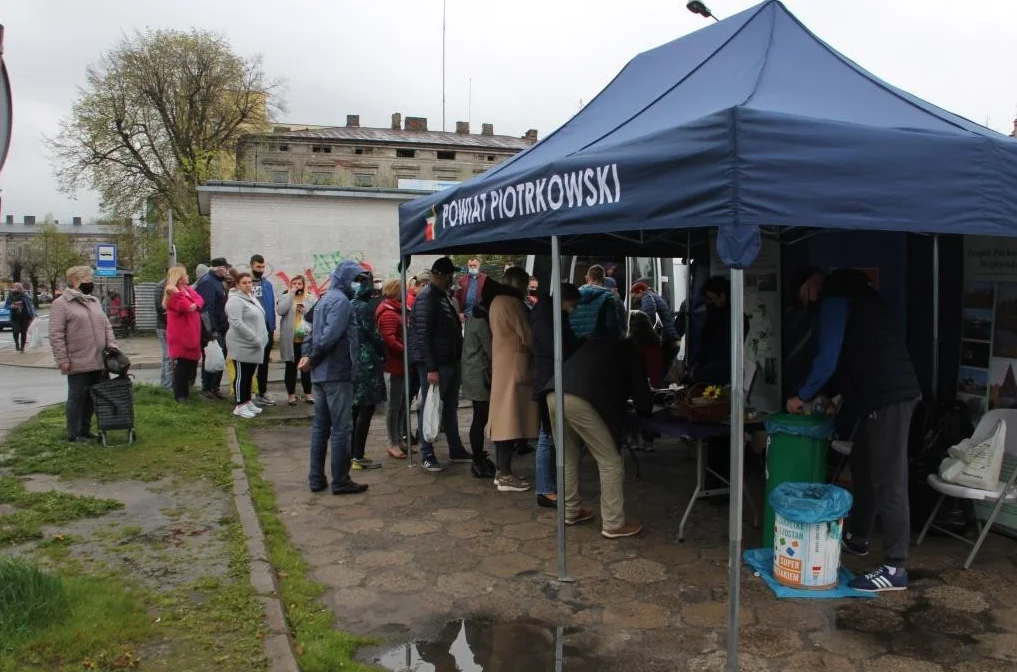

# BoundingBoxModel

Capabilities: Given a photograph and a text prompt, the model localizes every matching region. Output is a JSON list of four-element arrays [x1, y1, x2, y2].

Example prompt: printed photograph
[[995, 282, 1017, 357], [962, 309, 994, 342], [958, 367, 988, 397], [961, 340, 991, 369], [989, 358, 1017, 410], [963, 281, 995, 310]]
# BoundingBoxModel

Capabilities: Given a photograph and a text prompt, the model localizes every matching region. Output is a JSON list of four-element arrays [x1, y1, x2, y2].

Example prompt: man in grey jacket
[[299, 260, 369, 495]]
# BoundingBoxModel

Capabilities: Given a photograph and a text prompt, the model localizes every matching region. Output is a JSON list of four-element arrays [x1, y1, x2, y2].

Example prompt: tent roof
[[399, 0, 1017, 266]]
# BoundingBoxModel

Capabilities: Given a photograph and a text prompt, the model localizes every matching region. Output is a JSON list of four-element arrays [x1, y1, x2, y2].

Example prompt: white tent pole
[[726, 267, 746, 672], [932, 234, 940, 399], [400, 258, 414, 468], [551, 236, 572, 582]]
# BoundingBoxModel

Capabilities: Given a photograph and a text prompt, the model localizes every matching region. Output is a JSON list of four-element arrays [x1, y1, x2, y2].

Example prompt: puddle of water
[[372, 618, 597, 672]]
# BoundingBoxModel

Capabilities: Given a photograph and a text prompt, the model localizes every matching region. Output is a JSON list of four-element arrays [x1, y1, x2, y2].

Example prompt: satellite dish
[[0, 25, 12, 175]]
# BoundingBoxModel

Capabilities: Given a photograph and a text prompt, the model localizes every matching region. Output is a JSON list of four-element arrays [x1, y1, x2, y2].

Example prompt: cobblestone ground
[[252, 414, 1017, 672]]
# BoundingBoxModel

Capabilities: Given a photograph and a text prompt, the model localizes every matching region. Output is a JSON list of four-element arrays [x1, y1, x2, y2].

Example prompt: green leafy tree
[[30, 219, 87, 293], [47, 29, 283, 270]]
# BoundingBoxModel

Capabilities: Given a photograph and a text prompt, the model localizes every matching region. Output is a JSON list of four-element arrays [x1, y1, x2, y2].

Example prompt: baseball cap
[[209, 257, 230, 268], [431, 257, 457, 275]]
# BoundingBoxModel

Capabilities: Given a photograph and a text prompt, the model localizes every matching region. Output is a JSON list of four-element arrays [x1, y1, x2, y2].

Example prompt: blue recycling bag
[[769, 482, 852, 524]]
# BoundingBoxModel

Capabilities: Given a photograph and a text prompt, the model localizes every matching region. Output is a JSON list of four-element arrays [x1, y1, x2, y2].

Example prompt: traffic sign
[[96, 243, 117, 277]]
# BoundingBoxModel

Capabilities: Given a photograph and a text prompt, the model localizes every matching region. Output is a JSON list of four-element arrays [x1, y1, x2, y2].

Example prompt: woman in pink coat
[[163, 265, 205, 402]]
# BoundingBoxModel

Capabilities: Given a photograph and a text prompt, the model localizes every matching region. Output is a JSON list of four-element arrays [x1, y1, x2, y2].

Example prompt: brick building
[[236, 113, 537, 188]]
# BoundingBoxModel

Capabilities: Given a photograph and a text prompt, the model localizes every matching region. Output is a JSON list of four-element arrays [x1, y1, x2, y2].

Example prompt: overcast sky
[[1, 0, 1015, 222]]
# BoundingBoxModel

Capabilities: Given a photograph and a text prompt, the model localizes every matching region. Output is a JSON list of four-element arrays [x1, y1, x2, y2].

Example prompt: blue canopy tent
[[397, 1, 1017, 668]]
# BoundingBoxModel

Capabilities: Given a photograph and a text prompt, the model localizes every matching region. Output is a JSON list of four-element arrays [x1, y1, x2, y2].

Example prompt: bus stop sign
[[96, 243, 117, 277]]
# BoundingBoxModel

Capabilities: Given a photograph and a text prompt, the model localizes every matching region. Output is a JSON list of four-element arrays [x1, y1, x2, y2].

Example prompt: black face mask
[[252, 271, 264, 280], [295, 288, 303, 295], [79, 282, 94, 295]]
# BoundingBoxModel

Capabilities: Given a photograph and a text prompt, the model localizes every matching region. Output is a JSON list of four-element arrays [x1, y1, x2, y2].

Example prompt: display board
[[709, 234, 782, 413], [959, 236, 1017, 532]]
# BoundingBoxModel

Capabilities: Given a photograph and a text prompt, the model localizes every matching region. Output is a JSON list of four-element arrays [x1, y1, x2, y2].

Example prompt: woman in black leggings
[[460, 282, 498, 479]]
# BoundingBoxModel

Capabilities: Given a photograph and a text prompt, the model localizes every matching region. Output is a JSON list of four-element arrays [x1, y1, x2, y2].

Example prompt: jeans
[[155, 328, 173, 389], [284, 341, 312, 396], [386, 374, 407, 446], [66, 370, 103, 440], [416, 363, 464, 460], [202, 334, 226, 392], [234, 361, 258, 404], [536, 401, 557, 495], [309, 381, 355, 491], [256, 334, 274, 395], [173, 358, 198, 400]]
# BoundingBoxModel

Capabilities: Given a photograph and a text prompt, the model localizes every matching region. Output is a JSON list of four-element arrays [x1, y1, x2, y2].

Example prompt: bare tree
[[47, 29, 283, 260]]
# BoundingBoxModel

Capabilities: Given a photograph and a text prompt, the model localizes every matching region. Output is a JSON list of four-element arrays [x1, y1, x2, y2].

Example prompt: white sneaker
[[233, 405, 256, 419], [245, 402, 263, 415]]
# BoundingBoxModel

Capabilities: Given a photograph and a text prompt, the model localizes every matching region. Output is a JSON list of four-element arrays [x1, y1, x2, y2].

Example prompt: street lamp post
[[686, 1, 720, 21]]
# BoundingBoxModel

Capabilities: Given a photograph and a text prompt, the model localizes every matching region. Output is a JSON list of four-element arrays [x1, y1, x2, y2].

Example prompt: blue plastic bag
[[769, 482, 852, 524], [765, 412, 835, 439]]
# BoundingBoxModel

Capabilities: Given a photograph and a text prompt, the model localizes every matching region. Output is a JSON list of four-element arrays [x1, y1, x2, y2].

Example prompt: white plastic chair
[[915, 409, 1017, 569]]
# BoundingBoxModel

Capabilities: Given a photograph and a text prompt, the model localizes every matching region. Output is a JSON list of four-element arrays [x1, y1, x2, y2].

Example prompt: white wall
[[209, 192, 436, 296]]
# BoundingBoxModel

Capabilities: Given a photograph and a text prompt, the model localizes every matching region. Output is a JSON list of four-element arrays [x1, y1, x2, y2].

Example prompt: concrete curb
[[226, 427, 300, 672]]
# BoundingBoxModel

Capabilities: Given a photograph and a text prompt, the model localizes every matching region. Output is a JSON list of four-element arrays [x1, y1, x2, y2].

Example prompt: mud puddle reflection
[[372, 618, 598, 671]]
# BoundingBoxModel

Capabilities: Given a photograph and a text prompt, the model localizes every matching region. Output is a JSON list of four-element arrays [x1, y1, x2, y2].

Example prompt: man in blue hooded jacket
[[299, 260, 369, 495]]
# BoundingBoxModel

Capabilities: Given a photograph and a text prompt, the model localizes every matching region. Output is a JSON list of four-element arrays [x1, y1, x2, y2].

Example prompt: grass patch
[[236, 428, 378, 672], [1, 385, 233, 484], [0, 562, 151, 671], [0, 559, 69, 653], [0, 476, 122, 545]]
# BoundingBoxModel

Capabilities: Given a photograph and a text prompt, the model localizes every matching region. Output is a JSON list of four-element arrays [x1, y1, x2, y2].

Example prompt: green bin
[[763, 413, 835, 549]]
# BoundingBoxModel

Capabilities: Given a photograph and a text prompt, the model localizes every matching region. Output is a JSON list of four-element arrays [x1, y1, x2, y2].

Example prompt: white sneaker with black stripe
[[849, 565, 908, 592]]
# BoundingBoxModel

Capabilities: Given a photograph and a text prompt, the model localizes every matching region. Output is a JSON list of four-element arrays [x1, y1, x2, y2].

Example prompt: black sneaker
[[448, 448, 473, 464], [422, 457, 444, 472], [471, 457, 496, 479], [332, 482, 368, 495], [849, 565, 907, 592], [842, 532, 870, 557]]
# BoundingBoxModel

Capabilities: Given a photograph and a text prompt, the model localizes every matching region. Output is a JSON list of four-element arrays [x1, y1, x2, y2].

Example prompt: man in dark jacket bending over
[[788, 268, 920, 592], [544, 337, 652, 539]]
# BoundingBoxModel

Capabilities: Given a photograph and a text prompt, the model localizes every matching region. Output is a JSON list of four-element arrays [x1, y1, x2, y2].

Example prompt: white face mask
[[468, 267, 480, 277], [350, 282, 361, 295]]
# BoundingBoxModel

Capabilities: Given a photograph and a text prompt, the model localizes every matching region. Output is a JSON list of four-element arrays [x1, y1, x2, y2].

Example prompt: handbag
[[103, 347, 132, 377]]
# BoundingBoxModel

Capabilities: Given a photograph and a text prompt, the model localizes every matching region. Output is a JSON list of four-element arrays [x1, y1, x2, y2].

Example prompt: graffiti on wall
[[266, 249, 400, 297]]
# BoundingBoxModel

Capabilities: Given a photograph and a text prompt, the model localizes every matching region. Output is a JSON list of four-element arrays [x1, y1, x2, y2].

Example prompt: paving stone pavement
[[252, 415, 1017, 672]]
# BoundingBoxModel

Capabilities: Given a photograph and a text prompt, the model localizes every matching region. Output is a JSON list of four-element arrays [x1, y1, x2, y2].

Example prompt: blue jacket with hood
[[304, 260, 365, 384], [570, 284, 621, 340]]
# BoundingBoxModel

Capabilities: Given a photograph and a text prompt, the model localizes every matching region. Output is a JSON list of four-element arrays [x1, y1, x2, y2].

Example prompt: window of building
[[278, 144, 289, 152], [310, 172, 333, 185], [487, 155, 496, 162], [437, 150, 456, 160], [353, 173, 375, 188], [311, 145, 332, 154], [270, 171, 290, 184], [396, 148, 416, 158], [354, 147, 373, 155]]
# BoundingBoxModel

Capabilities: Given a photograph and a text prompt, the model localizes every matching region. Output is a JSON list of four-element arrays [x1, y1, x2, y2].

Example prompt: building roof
[[197, 180, 432, 216], [246, 126, 533, 151], [1, 221, 115, 237]]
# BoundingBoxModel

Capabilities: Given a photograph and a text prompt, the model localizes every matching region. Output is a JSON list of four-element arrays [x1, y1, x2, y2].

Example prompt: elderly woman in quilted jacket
[[49, 265, 118, 443]]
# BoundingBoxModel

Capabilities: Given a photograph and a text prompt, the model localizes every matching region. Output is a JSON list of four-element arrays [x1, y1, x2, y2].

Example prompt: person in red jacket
[[164, 265, 205, 402], [376, 278, 410, 459]]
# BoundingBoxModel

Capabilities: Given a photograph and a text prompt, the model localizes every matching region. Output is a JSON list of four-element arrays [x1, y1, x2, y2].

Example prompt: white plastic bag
[[422, 383, 443, 443], [27, 319, 43, 349], [939, 419, 1006, 491], [203, 340, 225, 373]]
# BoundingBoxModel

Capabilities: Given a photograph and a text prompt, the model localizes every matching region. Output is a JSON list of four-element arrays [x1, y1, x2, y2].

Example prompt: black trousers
[[11, 320, 29, 351], [351, 404, 376, 460], [66, 370, 103, 440], [284, 341, 312, 396], [235, 362, 258, 405], [470, 401, 490, 460], [173, 358, 198, 400], [848, 398, 918, 566], [495, 439, 525, 475], [256, 334, 274, 395]]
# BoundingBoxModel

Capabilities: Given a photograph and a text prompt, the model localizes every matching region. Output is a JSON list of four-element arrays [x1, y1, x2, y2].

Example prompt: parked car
[[0, 306, 10, 331]]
